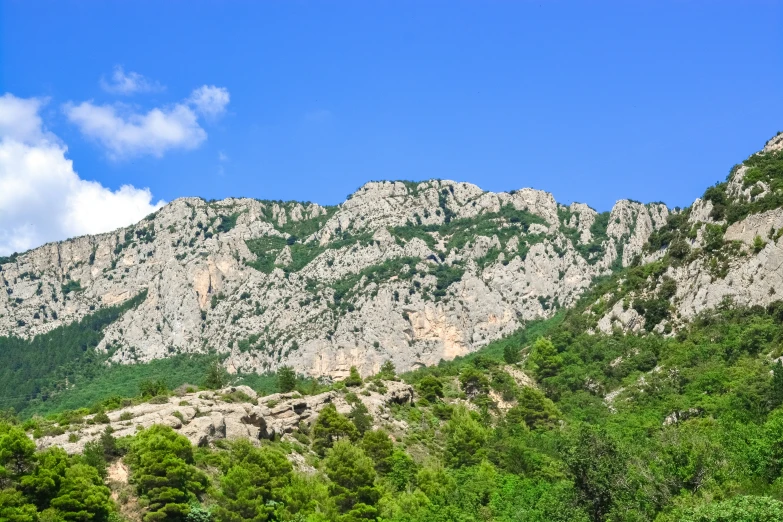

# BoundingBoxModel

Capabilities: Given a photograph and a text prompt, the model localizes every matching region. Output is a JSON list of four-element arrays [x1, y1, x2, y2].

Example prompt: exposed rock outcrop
[[35, 381, 415, 454], [0, 180, 667, 377]]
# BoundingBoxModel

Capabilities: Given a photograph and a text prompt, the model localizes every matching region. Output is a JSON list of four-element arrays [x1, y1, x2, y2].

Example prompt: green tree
[[753, 234, 768, 253], [212, 441, 293, 522], [459, 367, 489, 398], [80, 441, 107, 479], [527, 337, 563, 379], [0, 422, 36, 480], [669, 495, 783, 522], [503, 344, 521, 364], [203, 361, 228, 390], [277, 366, 297, 393], [0, 488, 38, 522], [387, 450, 417, 492], [507, 387, 560, 430], [360, 430, 394, 474], [562, 424, 624, 522], [417, 376, 444, 403], [127, 425, 208, 522], [444, 406, 488, 468], [345, 367, 363, 388], [139, 379, 168, 398], [312, 404, 358, 456], [324, 441, 381, 520], [378, 360, 396, 380], [20, 447, 69, 509], [349, 402, 373, 436], [771, 361, 783, 409], [50, 464, 112, 522]]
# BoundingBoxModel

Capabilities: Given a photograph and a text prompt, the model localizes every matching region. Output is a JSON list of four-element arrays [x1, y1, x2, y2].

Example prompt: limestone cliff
[[0, 180, 667, 377]]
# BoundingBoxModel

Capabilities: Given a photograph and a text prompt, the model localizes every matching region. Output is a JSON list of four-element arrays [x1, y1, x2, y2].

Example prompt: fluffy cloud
[[64, 101, 207, 159], [100, 66, 164, 95], [188, 85, 230, 118], [65, 85, 229, 159], [0, 93, 164, 256]]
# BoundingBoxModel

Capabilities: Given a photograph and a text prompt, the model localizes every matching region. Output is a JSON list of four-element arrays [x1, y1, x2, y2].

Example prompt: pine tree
[[203, 360, 228, 390], [324, 441, 381, 520], [361, 430, 394, 474], [528, 337, 562, 379], [277, 366, 297, 393], [312, 404, 359, 456], [349, 402, 373, 435], [345, 366, 363, 387], [503, 344, 521, 364], [378, 360, 396, 380], [771, 361, 783, 408]]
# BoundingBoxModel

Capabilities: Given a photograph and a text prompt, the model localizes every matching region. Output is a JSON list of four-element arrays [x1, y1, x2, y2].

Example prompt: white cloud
[[100, 66, 164, 95], [188, 85, 230, 118], [0, 93, 164, 256], [65, 85, 230, 159], [64, 101, 207, 159]]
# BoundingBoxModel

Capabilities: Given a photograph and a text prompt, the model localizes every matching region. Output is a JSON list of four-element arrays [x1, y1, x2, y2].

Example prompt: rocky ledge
[[35, 381, 415, 454]]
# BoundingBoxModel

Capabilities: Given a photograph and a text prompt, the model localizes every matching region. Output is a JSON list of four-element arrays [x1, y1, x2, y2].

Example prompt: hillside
[[3, 135, 783, 521], [0, 180, 668, 381]]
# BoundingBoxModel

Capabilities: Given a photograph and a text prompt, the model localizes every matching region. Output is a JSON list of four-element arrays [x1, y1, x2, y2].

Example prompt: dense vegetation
[[0, 291, 148, 414], [703, 149, 783, 225], [4, 151, 783, 520], [5, 288, 783, 520]]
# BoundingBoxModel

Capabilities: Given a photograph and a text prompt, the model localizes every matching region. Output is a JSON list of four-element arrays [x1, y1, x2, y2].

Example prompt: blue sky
[[1, 1, 782, 253]]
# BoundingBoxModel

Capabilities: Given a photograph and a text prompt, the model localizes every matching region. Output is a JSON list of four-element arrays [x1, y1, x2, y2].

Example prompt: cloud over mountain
[[0, 93, 164, 256], [64, 85, 230, 159]]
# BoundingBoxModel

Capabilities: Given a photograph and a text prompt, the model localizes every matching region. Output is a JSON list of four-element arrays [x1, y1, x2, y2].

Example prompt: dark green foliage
[[349, 401, 373, 435], [202, 360, 228, 390], [665, 495, 783, 522], [508, 387, 560, 430], [344, 366, 363, 387], [245, 228, 373, 275], [127, 425, 208, 522], [444, 406, 488, 468], [212, 441, 292, 522], [562, 424, 624, 522], [49, 463, 112, 521], [277, 366, 297, 393], [428, 263, 464, 299], [771, 361, 783, 409], [503, 344, 521, 364], [139, 379, 168, 398], [215, 213, 240, 234], [459, 367, 489, 398], [324, 441, 381, 520], [417, 375, 444, 402], [702, 150, 783, 224], [0, 252, 19, 266], [361, 429, 394, 474], [386, 450, 417, 491], [378, 360, 396, 380], [0, 423, 111, 522], [312, 403, 358, 456], [61, 280, 83, 295], [0, 290, 147, 413]]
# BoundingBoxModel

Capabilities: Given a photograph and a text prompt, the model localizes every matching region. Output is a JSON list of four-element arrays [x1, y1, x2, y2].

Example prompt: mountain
[[4, 135, 783, 522], [0, 180, 668, 379]]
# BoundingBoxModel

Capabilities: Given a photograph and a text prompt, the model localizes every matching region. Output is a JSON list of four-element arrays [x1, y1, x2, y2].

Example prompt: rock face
[[0, 180, 668, 377], [596, 138, 783, 333], [36, 382, 414, 454]]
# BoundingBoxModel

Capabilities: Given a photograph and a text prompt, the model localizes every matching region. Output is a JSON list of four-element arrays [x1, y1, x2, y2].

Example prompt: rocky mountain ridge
[[0, 179, 668, 378]]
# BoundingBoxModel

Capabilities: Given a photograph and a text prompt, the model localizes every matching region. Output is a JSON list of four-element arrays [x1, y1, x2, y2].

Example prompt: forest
[[3, 290, 783, 521]]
